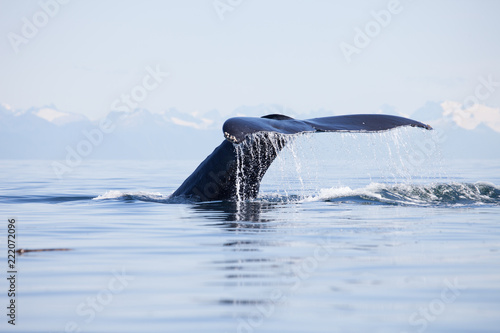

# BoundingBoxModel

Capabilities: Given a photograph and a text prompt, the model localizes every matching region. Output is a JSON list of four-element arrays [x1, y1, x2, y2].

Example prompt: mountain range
[[1, 101, 499, 160]]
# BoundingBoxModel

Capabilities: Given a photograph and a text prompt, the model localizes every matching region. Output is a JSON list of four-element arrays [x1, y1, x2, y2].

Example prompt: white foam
[[303, 182, 500, 206], [303, 184, 385, 202], [93, 190, 169, 202]]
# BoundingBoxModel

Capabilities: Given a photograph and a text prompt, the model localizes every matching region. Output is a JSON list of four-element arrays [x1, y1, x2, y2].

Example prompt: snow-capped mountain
[[0, 104, 92, 159], [410, 101, 500, 158], [1, 101, 499, 160], [441, 101, 500, 133], [412, 101, 500, 133], [1, 103, 89, 126], [0, 104, 225, 159]]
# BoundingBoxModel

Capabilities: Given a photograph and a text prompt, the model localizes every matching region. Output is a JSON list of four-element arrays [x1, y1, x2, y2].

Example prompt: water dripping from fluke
[[171, 113, 432, 202]]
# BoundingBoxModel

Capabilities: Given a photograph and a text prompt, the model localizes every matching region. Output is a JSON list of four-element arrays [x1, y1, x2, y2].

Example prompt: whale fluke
[[223, 114, 432, 144], [172, 114, 432, 201]]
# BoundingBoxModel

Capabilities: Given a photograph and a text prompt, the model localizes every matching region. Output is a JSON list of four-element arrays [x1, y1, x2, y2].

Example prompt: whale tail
[[172, 114, 432, 201], [172, 131, 287, 201]]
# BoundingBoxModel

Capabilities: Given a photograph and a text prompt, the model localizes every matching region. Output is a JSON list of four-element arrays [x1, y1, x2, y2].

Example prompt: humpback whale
[[172, 114, 432, 201]]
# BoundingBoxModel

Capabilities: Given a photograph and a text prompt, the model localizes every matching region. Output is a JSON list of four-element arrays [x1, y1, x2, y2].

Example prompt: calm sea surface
[[1, 131, 500, 333]]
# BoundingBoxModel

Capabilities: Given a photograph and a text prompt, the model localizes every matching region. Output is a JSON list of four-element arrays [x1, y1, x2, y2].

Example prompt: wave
[[9, 182, 498, 207], [92, 190, 173, 203], [305, 182, 500, 206]]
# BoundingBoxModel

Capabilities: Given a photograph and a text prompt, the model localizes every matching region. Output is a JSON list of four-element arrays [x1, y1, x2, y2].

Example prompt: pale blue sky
[[1, 0, 499, 119]]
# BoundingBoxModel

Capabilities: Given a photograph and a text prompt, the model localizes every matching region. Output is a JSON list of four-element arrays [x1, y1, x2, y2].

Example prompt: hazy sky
[[1, 0, 499, 119]]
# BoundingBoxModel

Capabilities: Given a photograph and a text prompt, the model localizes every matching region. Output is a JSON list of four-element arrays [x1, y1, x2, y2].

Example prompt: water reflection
[[190, 200, 281, 227], [189, 199, 335, 330]]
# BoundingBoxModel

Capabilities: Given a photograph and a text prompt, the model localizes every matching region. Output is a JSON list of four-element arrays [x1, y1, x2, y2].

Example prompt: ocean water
[[1, 130, 500, 333]]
